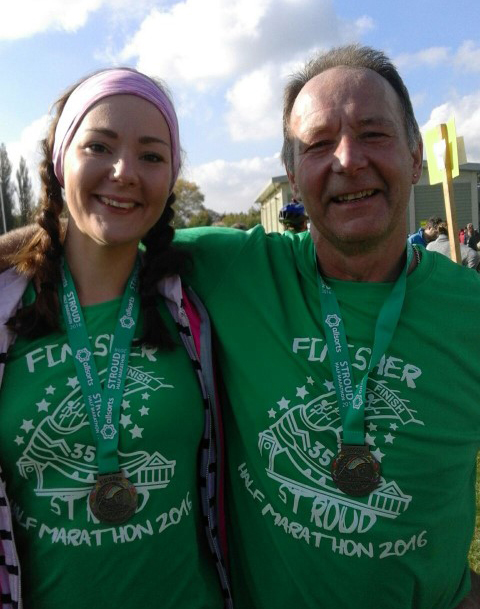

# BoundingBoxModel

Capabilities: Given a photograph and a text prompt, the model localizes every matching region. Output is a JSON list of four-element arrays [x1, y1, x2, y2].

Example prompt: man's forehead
[[291, 66, 399, 126]]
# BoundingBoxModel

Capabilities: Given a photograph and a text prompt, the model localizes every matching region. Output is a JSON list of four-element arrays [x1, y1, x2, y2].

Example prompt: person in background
[[464, 223, 480, 251], [0, 68, 231, 609], [278, 201, 309, 233], [408, 216, 442, 247], [427, 222, 480, 270]]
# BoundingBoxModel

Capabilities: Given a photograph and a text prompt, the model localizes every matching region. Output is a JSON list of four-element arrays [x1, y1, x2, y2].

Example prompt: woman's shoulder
[[0, 268, 29, 325]]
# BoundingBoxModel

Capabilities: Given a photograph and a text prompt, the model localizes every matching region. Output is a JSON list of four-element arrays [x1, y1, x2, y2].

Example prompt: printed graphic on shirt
[[249, 340, 426, 556], [13, 360, 176, 522]]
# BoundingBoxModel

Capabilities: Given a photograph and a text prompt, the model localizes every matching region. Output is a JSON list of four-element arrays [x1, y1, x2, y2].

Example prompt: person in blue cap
[[278, 201, 308, 233]]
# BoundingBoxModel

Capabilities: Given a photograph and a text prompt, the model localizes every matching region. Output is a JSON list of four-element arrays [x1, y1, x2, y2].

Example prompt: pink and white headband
[[52, 68, 181, 190]]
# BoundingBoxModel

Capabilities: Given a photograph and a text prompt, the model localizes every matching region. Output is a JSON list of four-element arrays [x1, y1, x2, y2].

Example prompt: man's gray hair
[[281, 44, 421, 174]]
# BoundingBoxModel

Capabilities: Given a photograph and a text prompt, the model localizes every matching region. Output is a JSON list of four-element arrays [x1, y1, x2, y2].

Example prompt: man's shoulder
[[423, 246, 480, 282]]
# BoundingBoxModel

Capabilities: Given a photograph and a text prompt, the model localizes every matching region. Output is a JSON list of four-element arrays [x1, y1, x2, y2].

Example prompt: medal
[[331, 444, 380, 496], [316, 244, 413, 497], [89, 472, 138, 524]]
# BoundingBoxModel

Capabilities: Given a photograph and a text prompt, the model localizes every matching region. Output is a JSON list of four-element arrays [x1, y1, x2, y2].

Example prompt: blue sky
[[1, 0, 480, 212]]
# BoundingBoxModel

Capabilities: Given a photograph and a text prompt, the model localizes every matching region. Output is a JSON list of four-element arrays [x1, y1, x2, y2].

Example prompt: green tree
[[16, 156, 34, 226], [0, 143, 16, 234], [188, 209, 213, 227], [222, 204, 261, 229], [173, 178, 206, 227]]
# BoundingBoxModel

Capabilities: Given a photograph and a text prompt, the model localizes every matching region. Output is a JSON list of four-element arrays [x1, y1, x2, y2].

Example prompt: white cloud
[[393, 41, 480, 75], [353, 15, 375, 35], [119, 0, 363, 88], [120, 0, 270, 86], [187, 153, 284, 213], [454, 40, 480, 73], [225, 65, 280, 141], [421, 91, 480, 162], [0, 0, 105, 40], [394, 46, 450, 70]]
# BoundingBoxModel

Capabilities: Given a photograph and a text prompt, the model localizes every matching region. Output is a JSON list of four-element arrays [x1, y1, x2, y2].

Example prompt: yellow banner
[[424, 116, 465, 185]]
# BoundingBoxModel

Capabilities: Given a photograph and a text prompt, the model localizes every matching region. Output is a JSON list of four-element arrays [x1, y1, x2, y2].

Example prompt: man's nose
[[331, 136, 367, 174]]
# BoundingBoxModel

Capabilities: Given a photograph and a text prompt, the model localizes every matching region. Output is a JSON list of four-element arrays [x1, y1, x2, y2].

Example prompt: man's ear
[[412, 138, 423, 185]]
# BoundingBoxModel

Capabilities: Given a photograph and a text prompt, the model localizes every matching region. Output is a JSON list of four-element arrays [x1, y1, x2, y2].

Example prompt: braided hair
[[8, 70, 190, 350]]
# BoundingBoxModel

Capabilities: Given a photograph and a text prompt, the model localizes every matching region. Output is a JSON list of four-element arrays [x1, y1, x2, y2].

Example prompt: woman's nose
[[110, 156, 139, 185]]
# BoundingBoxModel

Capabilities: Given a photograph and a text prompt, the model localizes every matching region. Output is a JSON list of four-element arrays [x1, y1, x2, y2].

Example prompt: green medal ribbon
[[59, 257, 141, 474], [316, 242, 413, 445]]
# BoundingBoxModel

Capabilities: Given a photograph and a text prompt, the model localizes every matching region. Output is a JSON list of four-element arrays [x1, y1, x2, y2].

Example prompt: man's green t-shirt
[[0, 292, 222, 608], [175, 225, 480, 609]]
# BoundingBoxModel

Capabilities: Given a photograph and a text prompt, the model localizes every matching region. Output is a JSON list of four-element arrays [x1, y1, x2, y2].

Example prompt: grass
[[469, 455, 480, 573]]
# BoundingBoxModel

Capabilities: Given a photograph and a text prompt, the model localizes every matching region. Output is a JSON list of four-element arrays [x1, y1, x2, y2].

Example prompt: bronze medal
[[89, 472, 138, 524], [331, 444, 380, 496]]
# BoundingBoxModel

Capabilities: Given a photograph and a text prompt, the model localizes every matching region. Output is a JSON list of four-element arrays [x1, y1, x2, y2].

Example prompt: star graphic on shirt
[[130, 424, 143, 439], [66, 377, 79, 389], [367, 422, 378, 432], [20, 420, 34, 433], [120, 414, 132, 428], [277, 397, 290, 410], [365, 433, 376, 446], [37, 399, 50, 413], [390, 423, 398, 431], [323, 380, 335, 392], [306, 376, 315, 385], [139, 406, 149, 416], [122, 400, 131, 410], [268, 408, 276, 419], [141, 392, 150, 401], [45, 385, 55, 395], [296, 386, 308, 400], [14, 436, 24, 446], [371, 448, 385, 462], [384, 433, 395, 444]]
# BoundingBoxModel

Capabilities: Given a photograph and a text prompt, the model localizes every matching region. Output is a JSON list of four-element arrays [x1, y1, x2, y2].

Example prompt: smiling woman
[[0, 69, 231, 608]]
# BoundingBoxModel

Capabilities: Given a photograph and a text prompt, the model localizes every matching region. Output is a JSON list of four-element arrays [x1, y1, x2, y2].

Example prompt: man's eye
[[306, 140, 332, 152], [363, 131, 388, 139]]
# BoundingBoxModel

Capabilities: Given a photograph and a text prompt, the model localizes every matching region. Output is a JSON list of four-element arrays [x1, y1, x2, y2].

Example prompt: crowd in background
[[408, 217, 480, 271]]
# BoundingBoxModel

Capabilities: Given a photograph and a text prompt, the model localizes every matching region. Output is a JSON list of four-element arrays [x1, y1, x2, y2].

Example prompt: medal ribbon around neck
[[59, 256, 141, 474], [315, 242, 413, 446]]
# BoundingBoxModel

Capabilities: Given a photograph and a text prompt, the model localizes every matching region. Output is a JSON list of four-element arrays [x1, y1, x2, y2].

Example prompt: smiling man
[[285, 62, 422, 278], [176, 45, 480, 609]]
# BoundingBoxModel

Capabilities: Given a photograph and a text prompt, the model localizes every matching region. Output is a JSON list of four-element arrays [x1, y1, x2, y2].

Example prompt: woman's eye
[[142, 153, 164, 163], [87, 142, 108, 153]]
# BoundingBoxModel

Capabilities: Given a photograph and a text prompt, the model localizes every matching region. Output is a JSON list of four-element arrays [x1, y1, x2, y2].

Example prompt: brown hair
[[8, 69, 189, 350], [281, 44, 421, 174]]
